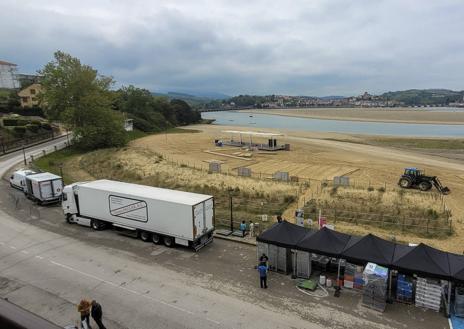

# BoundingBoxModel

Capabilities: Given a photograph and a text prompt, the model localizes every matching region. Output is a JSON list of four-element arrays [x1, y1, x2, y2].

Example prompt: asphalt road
[[0, 139, 449, 329]]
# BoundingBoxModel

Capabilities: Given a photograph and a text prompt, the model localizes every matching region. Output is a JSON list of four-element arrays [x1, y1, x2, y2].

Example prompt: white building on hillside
[[0, 60, 19, 89]]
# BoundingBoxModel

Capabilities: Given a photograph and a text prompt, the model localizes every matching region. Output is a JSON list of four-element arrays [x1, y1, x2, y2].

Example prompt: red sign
[[318, 216, 327, 228]]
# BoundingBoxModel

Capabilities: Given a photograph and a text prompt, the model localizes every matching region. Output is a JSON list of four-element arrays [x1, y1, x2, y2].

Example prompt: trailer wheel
[[91, 219, 101, 230], [152, 234, 161, 245], [163, 236, 174, 248], [140, 231, 151, 242]]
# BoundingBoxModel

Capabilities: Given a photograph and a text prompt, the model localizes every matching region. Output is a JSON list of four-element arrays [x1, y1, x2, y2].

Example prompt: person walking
[[77, 299, 92, 329], [258, 262, 268, 288], [277, 215, 283, 223], [249, 221, 255, 237], [91, 300, 106, 329], [259, 253, 269, 264], [239, 220, 247, 237]]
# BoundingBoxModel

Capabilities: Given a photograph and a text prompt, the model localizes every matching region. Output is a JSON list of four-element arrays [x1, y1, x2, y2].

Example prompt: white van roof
[[14, 169, 36, 176], [28, 172, 62, 182], [79, 180, 213, 206]]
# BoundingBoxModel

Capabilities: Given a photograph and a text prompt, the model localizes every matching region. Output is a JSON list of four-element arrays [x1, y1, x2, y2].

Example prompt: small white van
[[9, 169, 37, 191]]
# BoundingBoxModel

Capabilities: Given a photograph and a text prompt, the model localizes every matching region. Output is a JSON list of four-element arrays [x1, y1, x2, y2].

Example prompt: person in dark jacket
[[91, 300, 106, 329], [258, 263, 268, 288]]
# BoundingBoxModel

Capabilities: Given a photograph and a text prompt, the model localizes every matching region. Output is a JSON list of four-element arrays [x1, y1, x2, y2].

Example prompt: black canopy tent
[[392, 243, 451, 280], [341, 234, 396, 267], [256, 220, 310, 273], [295, 226, 352, 257], [448, 253, 464, 283], [256, 220, 310, 248]]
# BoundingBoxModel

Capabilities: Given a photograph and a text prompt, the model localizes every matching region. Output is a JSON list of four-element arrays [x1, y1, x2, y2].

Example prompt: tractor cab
[[404, 168, 423, 177]]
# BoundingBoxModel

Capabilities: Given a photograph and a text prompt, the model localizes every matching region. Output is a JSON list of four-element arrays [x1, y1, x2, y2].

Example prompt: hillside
[[382, 89, 464, 106]]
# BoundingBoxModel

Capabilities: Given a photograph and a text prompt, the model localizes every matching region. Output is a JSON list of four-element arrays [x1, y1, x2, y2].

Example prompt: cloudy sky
[[1, 0, 463, 96]]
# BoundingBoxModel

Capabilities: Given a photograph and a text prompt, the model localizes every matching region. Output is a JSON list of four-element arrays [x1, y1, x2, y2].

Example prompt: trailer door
[[39, 181, 53, 199], [193, 202, 206, 237], [52, 179, 63, 197], [204, 198, 214, 230]]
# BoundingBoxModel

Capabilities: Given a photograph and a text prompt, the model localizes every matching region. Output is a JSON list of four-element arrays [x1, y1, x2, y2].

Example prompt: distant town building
[[0, 60, 19, 89], [18, 83, 42, 108]]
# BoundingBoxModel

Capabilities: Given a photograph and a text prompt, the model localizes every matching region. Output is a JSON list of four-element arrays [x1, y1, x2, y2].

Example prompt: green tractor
[[398, 168, 450, 194]]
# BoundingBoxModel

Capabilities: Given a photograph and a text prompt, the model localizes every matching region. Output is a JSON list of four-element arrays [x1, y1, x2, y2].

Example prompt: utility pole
[[59, 163, 64, 179]]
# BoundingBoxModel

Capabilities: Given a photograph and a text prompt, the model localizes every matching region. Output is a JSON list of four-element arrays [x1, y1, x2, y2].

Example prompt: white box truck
[[9, 169, 37, 191], [62, 180, 215, 250], [25, 172, 63, 204]]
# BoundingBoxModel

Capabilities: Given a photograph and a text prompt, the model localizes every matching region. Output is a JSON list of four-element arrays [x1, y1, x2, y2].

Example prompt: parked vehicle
[[398, 168, 450, 194], [9, 169, 37, 191], [24, 172, 63, 204], [62, 180, 215, 250]]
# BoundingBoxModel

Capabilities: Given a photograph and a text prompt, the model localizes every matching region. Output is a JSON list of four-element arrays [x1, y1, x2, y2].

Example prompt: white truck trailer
[[24, 172, 63, 204], [9, 169, 37, 191], [62, 180, 215, 250]]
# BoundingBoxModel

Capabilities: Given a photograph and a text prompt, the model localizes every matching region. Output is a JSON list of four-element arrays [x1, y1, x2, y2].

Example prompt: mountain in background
[[381, 89, 464, 105]]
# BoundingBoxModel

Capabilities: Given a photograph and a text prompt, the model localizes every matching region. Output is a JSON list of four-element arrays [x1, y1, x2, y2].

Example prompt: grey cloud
[[1, 0, 463, 96]]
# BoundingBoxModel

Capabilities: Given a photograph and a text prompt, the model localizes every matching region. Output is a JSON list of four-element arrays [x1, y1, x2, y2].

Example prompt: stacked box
[[415, 277, 442, 312], [396, 274, 414, 304], [354, 265, 365, 289], [362, 263, 388, 312], [455, 287, 464, 317], [344, 262, 356, 289]]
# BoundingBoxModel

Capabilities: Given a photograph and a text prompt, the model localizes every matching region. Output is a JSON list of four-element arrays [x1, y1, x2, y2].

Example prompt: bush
[[377, 187, 386, 193], [367, 186, 375, 192], [13, 126, 26, 137], [41, 122, 52, 130], [26, 123, 40, 133]]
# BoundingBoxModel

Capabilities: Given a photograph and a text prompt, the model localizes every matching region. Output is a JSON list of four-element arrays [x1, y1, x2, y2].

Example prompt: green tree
[[39, 51, 126, 149]]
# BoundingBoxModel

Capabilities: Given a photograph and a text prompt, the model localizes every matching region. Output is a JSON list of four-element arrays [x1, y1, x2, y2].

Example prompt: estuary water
[[201, 111, 464, 137]]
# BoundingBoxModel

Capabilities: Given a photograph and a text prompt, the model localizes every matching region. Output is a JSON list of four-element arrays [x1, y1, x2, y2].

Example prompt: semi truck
[[62, 180, 215, 250], [24, 172, 63, 204]]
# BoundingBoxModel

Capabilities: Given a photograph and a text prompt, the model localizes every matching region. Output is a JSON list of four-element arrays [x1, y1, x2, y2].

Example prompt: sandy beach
[[242, 107, 464, 125]]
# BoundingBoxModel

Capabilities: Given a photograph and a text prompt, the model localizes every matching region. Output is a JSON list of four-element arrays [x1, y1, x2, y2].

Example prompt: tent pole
[[334, 258, 341, 297], [387, 270, 393, 303], [448, 280, 452, 317]]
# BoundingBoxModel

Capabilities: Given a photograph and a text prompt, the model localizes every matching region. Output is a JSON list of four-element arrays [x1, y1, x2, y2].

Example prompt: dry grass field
[[38, 124, 464, 251]]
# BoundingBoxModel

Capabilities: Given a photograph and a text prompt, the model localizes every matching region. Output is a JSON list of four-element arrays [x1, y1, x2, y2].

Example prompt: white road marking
[[21, 250, 29, 254], [35, 255, 43, 260], [48, 260, 220, 325], [9, 246, 16, 250]]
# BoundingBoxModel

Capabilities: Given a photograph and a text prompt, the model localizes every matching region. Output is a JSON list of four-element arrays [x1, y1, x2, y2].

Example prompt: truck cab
[[62, 183, 90, 226]]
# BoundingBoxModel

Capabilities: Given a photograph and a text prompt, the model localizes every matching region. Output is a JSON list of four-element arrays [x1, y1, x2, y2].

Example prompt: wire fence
[[0, 131, 60, 155]]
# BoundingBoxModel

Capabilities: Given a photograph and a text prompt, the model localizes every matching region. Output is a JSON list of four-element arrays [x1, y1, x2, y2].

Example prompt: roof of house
[[18, 83, 42, 96], [0, 60, 17, 66]]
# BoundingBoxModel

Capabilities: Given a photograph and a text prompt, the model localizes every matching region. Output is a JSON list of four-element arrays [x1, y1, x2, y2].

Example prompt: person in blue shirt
[[258, 263, 268, 288], [239, 220, 247, 237]]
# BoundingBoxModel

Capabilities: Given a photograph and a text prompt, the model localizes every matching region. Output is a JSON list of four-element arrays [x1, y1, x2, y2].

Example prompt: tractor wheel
[[419, 181, 432, 191], [399, 178, 412, 188]]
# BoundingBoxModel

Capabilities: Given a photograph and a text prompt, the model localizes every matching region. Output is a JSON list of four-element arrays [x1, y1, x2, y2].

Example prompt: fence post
[[402, 217, 405, 232], [229, 194, 234, 232], [426, 218, 429, 234], [449, 219, 452, 234]]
